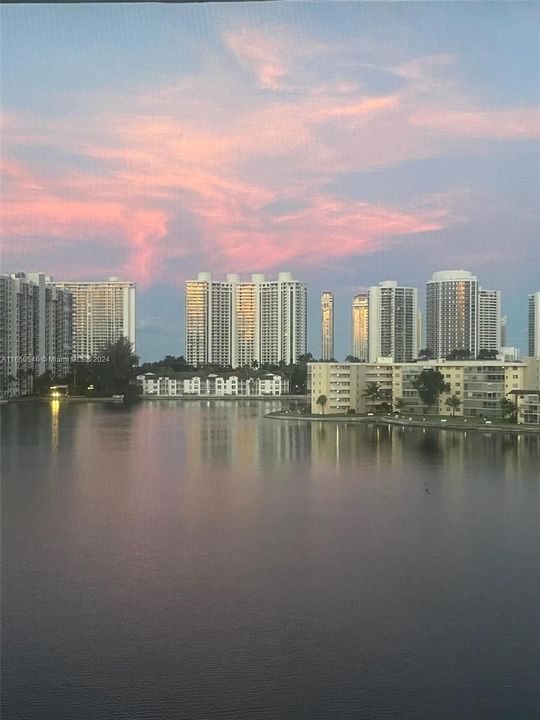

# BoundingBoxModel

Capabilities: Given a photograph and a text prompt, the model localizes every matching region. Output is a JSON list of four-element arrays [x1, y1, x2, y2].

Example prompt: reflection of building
[[310, 358, 534, 419], [1, 273, 72, 397], [478, 289, 501, 352], [368, 281, 418, 362], [185, 272, 307, 367], [138, 372, 288, 396], [54, 277, 136, 359], [351, 293, 368, 361], [426, 270, 478, 358], [528, 292, 540, 357], [321, 291, 334, 360]]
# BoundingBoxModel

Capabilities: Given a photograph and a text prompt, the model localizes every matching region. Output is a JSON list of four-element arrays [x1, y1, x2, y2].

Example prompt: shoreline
[[265, 412, 540, 435], [140, 394, 306, 402], [2, 394, 307, 404]]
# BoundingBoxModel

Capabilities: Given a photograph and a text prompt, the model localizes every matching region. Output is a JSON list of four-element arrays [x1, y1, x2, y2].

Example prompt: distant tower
[[368, 281, 418, 362], [478, 289, 501, 352], [500, 315, 508, 347], [426, 270, 478, 358], [529, 292, 540, 356], [351, 293, 368, 361], [320, 291, 334, 360]]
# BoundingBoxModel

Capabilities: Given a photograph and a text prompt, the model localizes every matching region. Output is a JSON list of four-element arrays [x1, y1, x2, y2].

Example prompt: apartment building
[[351, 292, 369, 361], [368, 281, 418, 362], [320, 291, 334, 360], [478, 289, 501, 352], [426, 270, 479, 358], [310, 361, 394, 414], [0, 273, 72, 398], [54, 277, 136, 359], [528, 292, 540, 357], [138, 372, 288, 397], [185, 272, 307, 368], [310, 359, 529, 419]]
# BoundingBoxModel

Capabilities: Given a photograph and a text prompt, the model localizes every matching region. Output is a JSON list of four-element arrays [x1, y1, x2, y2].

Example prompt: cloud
[[409, 108, 540, 139], [2, 26, 538, 286], [224, 29, 292, 91]]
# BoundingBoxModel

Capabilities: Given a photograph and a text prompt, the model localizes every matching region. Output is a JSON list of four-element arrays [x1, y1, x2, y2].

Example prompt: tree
[[445, 393, 462, 417], [297, 352, 314, 364], [446, 349, 472, 361], [316, 394, 327, 415], [345, 355, 362, 363], [418, 348, 435, 360], [413, 369, 450, 412], [477, 349, 499, 360], [500, 397, 517, 422], [362, 381, 381, 412], [73, 336, 139, 398]]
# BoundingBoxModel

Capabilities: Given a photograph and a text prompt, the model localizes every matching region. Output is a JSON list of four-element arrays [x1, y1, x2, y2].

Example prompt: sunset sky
[[2, 2, 539, 360]]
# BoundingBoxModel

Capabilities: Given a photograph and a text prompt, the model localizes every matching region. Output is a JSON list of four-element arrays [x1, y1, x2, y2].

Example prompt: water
[[2, 400, 539, 720]]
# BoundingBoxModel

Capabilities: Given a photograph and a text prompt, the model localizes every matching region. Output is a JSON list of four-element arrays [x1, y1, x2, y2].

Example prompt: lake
[[2, 400, 539, 719]]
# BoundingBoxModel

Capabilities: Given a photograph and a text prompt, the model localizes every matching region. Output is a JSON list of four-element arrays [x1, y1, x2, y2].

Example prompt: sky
[[1, 2, 539, 361]]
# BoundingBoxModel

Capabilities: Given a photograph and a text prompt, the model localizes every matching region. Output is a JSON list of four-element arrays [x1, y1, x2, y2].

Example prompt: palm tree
[[362, 381, 380, 412], [316, 394, 327, 415], [445, 393, 462, 417]]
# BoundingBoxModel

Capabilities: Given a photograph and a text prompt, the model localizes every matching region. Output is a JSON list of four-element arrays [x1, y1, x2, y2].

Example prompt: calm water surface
[[2, 400, 540, 719]]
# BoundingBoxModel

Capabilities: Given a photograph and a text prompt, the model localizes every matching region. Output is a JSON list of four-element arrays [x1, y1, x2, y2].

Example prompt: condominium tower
[[320, 291, 334, 360], [185, 272, 307, 367], [478, 289, 501, 352], [53, 277, 136, 359], [368, 281, 418, 362], [351, 293, 368, 361], [0, 273, 72, 397], [426, 270, 478, 358], [529, 292, 540, 356]]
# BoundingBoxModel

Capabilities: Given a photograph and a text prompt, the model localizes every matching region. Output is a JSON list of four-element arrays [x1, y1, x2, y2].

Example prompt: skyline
[[1, 2, 539, 359]]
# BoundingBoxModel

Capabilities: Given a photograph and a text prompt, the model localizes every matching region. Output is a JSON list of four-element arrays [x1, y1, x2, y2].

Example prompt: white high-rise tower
[[320, 291, 334, 360], [426, 270, 478, 358], [368, 281, 417, 362], [478, 289, 501, 352], [529, 292, 540, 357], [185, 272, 307, 367], [54, 277, 136, 359], [351, 293, 368, 361]]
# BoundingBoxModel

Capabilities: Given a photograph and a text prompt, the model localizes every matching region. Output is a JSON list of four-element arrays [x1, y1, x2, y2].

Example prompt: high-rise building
[[478, 289, 501, 352], [529, 292, 540, 356], [320, 291, 334, 360], [351, 293, 368, 361], [54, 277, 136, 359], [426, 270, 478, 358], [185, 272, 307, 368], [500, 315, 508, 347], [0, 273, 72, 398], [368, 281, 417, 362]]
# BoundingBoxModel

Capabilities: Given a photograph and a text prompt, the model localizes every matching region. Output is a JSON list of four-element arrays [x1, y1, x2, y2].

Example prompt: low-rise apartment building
[[310, 359, 534, 421], [138, 372, 288, 397], [310, 361, 394, 414]]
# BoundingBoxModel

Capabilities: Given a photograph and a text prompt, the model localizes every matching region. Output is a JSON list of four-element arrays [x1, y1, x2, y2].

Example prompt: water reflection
[[50, 399, 60, 455]]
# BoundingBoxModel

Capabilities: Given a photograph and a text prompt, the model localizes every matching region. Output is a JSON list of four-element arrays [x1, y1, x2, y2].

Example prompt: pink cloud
[[224, 30, 292, 91], [2, 35, 536, 285], [315, 95, 398, 120], [409, 108, 540, 139]]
